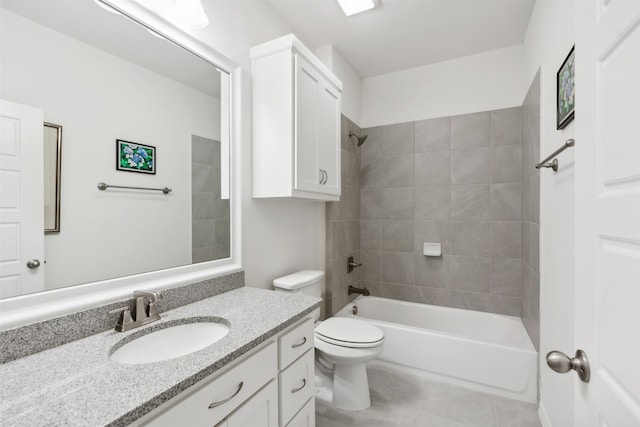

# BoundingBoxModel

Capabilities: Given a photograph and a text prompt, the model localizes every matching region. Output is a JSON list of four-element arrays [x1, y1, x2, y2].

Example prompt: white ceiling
[[265, 0, 535, 78]]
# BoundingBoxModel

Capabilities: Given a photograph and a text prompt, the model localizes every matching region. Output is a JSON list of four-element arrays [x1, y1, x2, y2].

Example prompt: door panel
[[317, 84, 340, 196], [0, 100, 45, 298], [575, 0, 640, 425], [294, 55, 320, 193]]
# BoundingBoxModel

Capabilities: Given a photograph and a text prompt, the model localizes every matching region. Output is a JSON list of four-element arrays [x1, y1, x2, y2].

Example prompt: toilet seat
[[315, 317, 384, 348]]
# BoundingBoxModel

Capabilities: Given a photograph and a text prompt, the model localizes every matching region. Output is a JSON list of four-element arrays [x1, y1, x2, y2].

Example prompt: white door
[[573, 0, 640, 425], [0, 100, 45, 298], [294, 54, 321, 194], [317, 81, 341, 196]]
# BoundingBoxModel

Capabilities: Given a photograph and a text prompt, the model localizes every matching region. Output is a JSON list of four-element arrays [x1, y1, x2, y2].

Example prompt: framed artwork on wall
[[557, 45, 575, 130], [116, 139, 156, 174]]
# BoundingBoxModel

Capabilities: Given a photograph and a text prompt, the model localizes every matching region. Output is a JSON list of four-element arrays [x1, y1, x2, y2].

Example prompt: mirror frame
[[0, 0, 243, 330], [43, 122, 62, 233]]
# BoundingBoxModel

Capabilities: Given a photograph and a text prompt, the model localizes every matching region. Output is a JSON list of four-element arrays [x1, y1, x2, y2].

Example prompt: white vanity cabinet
[[135, 317, 315, 427], [251, 34, 342, 201]]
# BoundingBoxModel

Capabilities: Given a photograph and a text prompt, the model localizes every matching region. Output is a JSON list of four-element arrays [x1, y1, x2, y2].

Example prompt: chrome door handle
[[26, 259, 41, 269], [291, 337, 307, 349], [318, 169, 325, 184], [291, 378, 307, 394], [322, 169, 328, 185], [208, 381, 244, 408], [546, 349, 590, 382]]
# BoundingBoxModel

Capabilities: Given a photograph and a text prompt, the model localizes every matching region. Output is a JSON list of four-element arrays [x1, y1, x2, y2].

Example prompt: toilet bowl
[[272, 270, 385, 411], [314, 317, 384, 410]]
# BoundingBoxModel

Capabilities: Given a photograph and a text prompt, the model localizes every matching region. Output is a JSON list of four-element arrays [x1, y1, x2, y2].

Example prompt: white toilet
[[273, 270, 384, 411]]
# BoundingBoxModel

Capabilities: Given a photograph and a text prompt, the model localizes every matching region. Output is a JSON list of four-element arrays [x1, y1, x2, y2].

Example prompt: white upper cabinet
[[251, 34, 342, 201]]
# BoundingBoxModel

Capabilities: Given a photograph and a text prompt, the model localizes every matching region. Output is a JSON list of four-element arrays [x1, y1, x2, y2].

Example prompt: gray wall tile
[[415, 254, 449, 288], [360, 250, 382, 281], [414, 186, 450, 220], [382, 122, 414, 155], [360, 188, 382, 219], [491, 183, 522, 220], [491, 257, 521, 297], [381, 188, 415, 219], [451, 147, 491, 184], [380, 282, 415, 302], [360, 155, 383, 188], [451, 112, 490, 149], [383, 220, 415, 252], [356, 104, 535, 321], [491, 107, 522, 147], [450, 255, 491, 292], [415, 151, 450, 186], [415, 117, 450, 152], [491, 145, 522, 183], [361, 220, 382, 250], [450, 220, 491, 256], [491, 221, 521, 258], [450, 184, 490, 220], [382, 252, 415, 284], [382, 155, 415, 187]]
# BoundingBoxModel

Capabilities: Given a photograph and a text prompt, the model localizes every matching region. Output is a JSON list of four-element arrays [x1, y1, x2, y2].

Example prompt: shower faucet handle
[[347, 256, 362, 273]]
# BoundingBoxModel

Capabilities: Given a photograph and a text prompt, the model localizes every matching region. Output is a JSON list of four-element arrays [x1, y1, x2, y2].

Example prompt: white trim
[[538, 400, 552, 427], [0, 0, 243, 331]]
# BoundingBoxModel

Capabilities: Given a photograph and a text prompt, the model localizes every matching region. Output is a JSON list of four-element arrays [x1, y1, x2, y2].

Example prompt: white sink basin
[[110, 321, 230, 365]]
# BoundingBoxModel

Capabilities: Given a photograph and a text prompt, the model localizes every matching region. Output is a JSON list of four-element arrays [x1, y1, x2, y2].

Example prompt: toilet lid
[[315, 317, 384, 348]]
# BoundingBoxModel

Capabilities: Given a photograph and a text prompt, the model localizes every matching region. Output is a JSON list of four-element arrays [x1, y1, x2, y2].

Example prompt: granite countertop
[[0, 287, 321, 427]]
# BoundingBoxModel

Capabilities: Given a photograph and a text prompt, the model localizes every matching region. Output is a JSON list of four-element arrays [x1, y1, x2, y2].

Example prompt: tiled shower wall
[[325, 115, 362, 316], [192, 136, 230, 263], [359, 108, 524, 316], [521, 72, 541, 349]]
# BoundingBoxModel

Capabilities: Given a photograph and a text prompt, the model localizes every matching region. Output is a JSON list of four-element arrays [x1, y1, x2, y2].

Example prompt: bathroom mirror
[[0, 0, 234, 300]]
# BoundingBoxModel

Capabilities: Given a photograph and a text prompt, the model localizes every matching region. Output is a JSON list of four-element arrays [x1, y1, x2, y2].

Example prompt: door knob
[[546, 349, 590, 382], [26, 259, 41, 269]]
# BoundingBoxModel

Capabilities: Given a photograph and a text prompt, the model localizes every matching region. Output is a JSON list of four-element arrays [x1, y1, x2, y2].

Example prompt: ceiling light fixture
[[135, 0, 210, 30], [336, 0, 377, 16]]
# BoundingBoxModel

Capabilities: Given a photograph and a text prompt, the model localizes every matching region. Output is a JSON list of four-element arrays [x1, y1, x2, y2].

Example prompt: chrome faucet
[[109, 290, 164, 332], [348, 285, 370, 296]]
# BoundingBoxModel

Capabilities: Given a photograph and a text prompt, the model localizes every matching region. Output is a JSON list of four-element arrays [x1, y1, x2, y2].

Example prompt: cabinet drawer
[[143, 342, 277, 427], [286, 396, 315, 427], [279, 349, 314, 426], [279, 318, 314, 369]]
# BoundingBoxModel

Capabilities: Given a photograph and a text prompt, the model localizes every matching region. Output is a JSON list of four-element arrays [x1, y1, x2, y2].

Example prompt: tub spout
[[348, 285, 370, 296]]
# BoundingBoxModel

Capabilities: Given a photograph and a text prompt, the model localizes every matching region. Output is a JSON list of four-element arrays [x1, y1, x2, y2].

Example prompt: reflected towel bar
[[535, 139, 575, 172], [97, 182, 172, 194]]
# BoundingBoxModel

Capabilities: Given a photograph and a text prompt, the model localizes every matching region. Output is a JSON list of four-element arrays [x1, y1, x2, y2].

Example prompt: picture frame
[[556, 45, 575, 130], [116, 139, 156, 174], [44, 122, 62, 233]]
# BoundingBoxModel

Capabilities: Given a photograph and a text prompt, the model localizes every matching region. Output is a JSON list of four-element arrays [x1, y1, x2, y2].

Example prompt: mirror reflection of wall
[[0, 0, 230, 298]]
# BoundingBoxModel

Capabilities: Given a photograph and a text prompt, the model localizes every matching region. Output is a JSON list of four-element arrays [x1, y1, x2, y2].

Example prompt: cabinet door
[[294, 54, 320, 194], [225, 380, 279, 427], [317, 82, 341, 196]]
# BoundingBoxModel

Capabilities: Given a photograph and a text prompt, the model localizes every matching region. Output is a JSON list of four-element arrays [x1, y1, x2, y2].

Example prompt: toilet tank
[[272, 270, 323, 298]]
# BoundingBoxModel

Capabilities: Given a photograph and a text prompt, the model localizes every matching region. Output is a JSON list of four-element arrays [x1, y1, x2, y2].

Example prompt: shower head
[[348, 132, 368, 146]]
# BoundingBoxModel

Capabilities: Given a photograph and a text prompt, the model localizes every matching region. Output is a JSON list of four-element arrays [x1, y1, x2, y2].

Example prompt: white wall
[[316, 44, 362, 125], [522, 1, 576, 426], [360, 45, 526, 127], [1, 10, 219, 290], [184, 2, 328, 289]]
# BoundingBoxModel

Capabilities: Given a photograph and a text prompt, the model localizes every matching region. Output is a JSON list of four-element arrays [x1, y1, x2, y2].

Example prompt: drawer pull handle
[[208, 381, 244, 409], [291, 337, 307, 349], [291, 378, 307, 394]]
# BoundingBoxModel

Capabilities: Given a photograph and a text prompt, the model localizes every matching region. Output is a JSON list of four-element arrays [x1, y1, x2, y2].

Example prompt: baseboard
[[538, 400, 552, 427]]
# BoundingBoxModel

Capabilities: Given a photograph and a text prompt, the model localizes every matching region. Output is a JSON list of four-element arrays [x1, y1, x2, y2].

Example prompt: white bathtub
[[336, 296, 537, 403]]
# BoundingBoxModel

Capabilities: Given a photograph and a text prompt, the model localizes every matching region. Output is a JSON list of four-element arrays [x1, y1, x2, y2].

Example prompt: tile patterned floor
[[316, 364, 542, 427]]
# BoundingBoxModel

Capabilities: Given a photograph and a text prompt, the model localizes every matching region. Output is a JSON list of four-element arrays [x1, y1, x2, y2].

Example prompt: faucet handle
[[109, 307, 134, 332], [133, 290, 163, 302]]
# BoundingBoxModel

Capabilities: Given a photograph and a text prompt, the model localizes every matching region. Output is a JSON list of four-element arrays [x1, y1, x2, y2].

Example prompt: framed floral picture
[[557, 45, 575, 130], [116, 139, 156, 174]]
